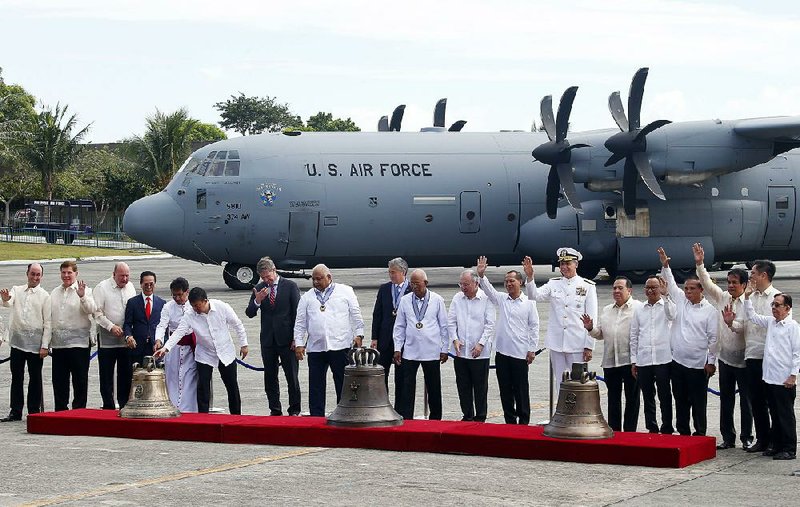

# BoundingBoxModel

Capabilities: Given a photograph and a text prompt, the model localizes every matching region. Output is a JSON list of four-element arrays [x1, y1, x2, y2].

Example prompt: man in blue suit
[[246, 256, 301, 416], [371, 257, 411, 406], [124, 271, 166, 375]]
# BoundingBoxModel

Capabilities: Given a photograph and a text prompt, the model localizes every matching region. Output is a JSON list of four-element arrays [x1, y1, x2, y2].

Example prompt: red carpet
[[27, 409, 715, 468]]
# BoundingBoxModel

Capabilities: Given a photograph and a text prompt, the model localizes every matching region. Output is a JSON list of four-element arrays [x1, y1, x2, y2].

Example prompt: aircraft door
[[459, 191, 481, 233], [285, 211, 320, 256], [763, 186, 795, 247]]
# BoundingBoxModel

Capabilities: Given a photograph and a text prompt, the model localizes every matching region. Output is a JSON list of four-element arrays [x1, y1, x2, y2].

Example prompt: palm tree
[[16, 103, 90, 200], [129, 108, 199, 190]]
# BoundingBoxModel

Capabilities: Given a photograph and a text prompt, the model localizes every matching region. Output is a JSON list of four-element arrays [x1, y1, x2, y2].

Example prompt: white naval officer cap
[[556, 247, 582, 262]]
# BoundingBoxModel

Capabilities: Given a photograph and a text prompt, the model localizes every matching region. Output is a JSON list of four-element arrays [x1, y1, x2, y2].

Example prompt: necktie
[[394, 285, 401, 306], [269, 284, 276, 306], [145, 297, 152, 319]]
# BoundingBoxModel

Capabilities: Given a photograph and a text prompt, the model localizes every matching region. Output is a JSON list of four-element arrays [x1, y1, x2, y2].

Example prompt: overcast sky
[[2, 0, 799, 142]]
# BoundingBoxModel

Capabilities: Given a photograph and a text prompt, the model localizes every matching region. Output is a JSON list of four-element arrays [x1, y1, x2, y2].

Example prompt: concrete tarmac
[[0, 257, 798, 506]]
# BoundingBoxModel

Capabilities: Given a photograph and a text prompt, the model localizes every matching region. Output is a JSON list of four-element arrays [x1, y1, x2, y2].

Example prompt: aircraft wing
[[734, 116, 800, 141]]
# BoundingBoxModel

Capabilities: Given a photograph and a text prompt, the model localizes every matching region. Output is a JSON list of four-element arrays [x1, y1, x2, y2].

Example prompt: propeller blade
[[434, 98, 447, 127], [627, 67, 649, 131], [377, 116, 389, 132], [608, 92, 629, 132], [623, 157, 638, 218], [546, 165, 560, 219], [389, 105, 406, 132], [448, 120, 467, 132], [555, 86, 578, 143], [604, 152, 625, 167], [632, 152, 665, 200], [634, 119, 671, 143], [540, 95, 556, 142], [556, 163, 583, 214]]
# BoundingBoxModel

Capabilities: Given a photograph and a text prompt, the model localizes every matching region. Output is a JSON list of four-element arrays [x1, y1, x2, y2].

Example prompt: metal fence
[[0, 226, 156, 251]]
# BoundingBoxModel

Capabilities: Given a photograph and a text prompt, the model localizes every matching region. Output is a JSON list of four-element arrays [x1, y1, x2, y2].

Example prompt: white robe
[[156, 300, 198, 412]]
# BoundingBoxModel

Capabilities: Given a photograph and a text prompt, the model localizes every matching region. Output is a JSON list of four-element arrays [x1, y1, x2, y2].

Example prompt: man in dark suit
[[246, 256, 301, 416], [371, 257, 411, 405], [123, 271, 166, 379]]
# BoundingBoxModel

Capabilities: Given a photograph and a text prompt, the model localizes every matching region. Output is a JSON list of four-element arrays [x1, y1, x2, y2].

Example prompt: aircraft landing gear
[[222, 263, 258, 290], [576, 262, 602, 281]]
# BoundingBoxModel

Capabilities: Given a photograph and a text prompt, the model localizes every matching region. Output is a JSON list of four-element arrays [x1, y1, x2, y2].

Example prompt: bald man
[[294, 265, 365, 417], [393, 269, 450, 420], [93, 262, 136, 410], [1, 263, 51, 421]]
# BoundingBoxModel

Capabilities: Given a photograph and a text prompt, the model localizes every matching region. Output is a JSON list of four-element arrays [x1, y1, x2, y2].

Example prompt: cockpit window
[[207, 151, 217, 159], [197, 160, 210, 176], [210, 161, 226, 176], [215, 151, 227, 159], [228, 150, 240, 159], [224, 160, 240, 176]]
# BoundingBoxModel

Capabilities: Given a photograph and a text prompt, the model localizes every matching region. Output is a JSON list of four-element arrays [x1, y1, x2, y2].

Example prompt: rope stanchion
[[236, 359, 264, 371]]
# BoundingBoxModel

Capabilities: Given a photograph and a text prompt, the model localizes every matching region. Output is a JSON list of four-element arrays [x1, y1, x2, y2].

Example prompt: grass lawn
[[0, 242, 151, 261]]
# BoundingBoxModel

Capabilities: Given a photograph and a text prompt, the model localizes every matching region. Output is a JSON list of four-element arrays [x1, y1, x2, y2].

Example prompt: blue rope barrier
[[0, 356, 9, 364], [236, 358, 264, 371]]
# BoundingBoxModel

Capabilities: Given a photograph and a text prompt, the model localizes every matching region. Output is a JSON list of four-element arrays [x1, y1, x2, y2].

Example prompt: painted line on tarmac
[[0, 253, 172, 266], [21, 447, 327, 507]]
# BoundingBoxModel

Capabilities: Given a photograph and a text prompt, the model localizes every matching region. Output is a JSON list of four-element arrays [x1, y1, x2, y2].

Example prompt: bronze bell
[[327, 347, 403, 427], [543, 362, 613, 439], [119, 356, 180, 419]]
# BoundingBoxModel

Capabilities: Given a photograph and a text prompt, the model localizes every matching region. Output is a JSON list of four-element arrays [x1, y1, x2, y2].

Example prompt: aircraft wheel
[[619, 270, 654, 284], [223, 263, 258, 290], [576, 262, 601, 281]]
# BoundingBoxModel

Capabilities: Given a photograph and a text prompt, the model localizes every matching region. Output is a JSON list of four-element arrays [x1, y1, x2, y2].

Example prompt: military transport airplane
[[124, 68, 800, 290]]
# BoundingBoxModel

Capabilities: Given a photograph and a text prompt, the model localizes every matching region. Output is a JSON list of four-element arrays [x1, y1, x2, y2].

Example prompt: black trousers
[[453, 357, 489, 422], [9, 348, 44, 416], [671, 361, 708, 436], [50, 347, 90, 411], [745, 358, 772, 445], [495, 352, 530, 425], [261, 345, 301, 415], [307, 348, 348, 417], [718, 361, 753, 445], [637, 363, 673, 434], [399, 359, 442, 420], [377, 346, 404, 410], [196, 360, 241, 415], [97, 347, 133, 410], [765, 383, 797, 454], [603, 365, 640, 432]]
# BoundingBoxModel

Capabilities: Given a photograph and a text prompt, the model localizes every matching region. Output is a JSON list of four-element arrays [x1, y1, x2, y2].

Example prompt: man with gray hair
[[246, 256, 301, 416], [294, 264, 364, 417], [0, 263, 51, 421], [448, 269, 495, 422], [393, 269, 449, 420], [92, 262, 136, 410], [371, 257, 411, 401]]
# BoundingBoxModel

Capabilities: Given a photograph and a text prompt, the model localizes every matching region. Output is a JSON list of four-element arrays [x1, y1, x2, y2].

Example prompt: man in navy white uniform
[[477, 257, 539, 425], [393, 269, 449, 420], [448, 269, 495, 422], [523, 248, 597, 386], [743, 286, 799, 460], [294, 264, 364, 417]]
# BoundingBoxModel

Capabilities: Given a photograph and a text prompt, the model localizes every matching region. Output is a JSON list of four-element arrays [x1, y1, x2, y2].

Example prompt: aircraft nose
[[123, 192, 184, 254]]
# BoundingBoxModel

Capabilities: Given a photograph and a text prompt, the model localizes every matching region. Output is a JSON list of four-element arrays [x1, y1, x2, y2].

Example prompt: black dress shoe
[[716, 441, 736, 450], [0, 414, 22, 422], [742, 439, 755, 451], [773, 451, 797, 460], [763, 447, 778, 457], [746, 441, 770, 453]]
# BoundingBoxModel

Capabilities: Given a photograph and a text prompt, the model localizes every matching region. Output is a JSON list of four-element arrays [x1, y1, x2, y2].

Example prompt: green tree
[[0, 164, 39, 226], [16, 103, 90, 201], [304, 112, 360, 132], [189, 121, 227, 142], [127, 108, 199, 190], [214, 92, 302, 135], [0, 68, 37, 164]]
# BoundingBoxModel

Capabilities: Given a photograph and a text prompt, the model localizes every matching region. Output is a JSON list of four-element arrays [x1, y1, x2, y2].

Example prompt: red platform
[[27, 409, 715, 468]]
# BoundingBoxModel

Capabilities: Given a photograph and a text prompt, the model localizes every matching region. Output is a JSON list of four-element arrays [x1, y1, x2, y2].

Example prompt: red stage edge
[[27, 409, 715, 468]]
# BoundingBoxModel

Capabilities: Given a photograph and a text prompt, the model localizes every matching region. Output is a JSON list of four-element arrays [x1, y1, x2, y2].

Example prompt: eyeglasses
[[771, 302, 786, 308]]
